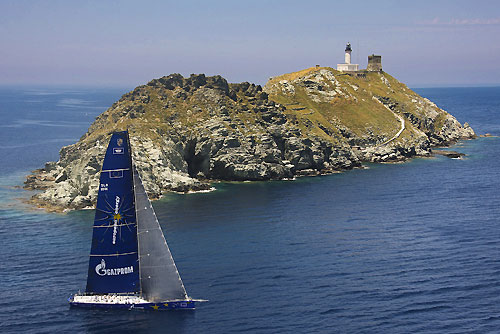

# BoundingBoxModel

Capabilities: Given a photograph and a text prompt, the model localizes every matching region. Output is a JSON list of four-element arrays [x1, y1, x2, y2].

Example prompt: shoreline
[[21, 70, 477, 213], [23, 137, 478, 214]]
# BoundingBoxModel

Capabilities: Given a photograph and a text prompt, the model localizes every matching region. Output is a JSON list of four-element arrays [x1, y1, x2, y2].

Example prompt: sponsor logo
[[95, 259, 133, 276], [112, 196, 120, 244], [113, 147, 124, 154], [109, 170, 123, 178], [117, 138, 123, 146]]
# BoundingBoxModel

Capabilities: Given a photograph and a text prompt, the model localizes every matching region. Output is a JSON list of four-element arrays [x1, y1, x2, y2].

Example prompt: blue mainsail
[[85, 131, 140, 294]]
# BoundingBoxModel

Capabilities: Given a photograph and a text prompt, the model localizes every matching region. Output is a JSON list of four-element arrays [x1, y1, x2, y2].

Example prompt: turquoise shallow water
[[0, 87, 499, 333]]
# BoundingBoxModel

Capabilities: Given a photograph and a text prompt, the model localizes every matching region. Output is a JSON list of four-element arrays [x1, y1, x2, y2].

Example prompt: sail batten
[[90, 252, 138, 256]]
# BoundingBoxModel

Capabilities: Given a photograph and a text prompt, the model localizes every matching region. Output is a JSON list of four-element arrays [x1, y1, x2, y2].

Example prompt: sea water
[[0, 86, 499, 333]]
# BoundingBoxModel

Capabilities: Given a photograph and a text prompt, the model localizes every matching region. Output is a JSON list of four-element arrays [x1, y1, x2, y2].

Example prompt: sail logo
[[112, 196, 120, 245], [95, 259, 134, 276], [113, 137, 124, 154], [109, 170, 123, 178]]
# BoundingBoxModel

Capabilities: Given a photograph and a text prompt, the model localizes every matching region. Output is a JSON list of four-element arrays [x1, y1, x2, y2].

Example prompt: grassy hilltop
[[264, 67, 471, 153]]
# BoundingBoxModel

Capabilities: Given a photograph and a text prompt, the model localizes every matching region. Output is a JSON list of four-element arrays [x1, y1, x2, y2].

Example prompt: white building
[[337, 43, 359, 72]]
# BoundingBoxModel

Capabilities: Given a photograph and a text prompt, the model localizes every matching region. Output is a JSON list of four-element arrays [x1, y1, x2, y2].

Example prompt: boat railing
[[75, 292, 142, 297]]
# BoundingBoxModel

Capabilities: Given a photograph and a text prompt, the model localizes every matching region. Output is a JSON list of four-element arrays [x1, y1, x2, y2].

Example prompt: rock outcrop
[[25, 68, 475, 212], [264, 68, 474, 163]]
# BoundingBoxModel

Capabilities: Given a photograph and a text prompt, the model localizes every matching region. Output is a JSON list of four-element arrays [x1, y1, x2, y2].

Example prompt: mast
[[128, 131, 144, 298]]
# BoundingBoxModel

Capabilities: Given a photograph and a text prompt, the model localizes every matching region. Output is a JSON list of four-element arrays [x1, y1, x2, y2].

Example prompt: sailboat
[[69, 131, 204, 310]]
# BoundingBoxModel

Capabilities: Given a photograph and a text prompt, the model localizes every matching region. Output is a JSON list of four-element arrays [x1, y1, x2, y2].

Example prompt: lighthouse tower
[[345, 42, 352, 64], [337, 42, 359, 72]]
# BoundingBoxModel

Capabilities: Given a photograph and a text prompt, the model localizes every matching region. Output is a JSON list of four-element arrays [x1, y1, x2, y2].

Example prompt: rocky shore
[[24, 67, 475, 212]]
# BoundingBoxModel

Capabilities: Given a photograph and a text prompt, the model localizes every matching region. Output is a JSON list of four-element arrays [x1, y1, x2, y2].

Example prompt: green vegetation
[[265, 66, 454, 147]]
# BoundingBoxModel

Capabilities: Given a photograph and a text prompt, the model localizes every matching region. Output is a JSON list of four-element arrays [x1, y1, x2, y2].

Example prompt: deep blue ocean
[[0, 86, 499, 333]]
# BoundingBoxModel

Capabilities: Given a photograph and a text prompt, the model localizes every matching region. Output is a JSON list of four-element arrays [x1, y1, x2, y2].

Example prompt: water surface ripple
[[0, 87, 499, 333]]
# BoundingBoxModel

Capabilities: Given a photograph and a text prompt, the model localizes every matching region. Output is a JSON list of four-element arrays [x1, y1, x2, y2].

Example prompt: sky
[[1, 0, 499, 88]]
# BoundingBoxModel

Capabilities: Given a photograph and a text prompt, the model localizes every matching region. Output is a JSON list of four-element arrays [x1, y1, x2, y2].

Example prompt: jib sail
[[134, 167, 188, 301]]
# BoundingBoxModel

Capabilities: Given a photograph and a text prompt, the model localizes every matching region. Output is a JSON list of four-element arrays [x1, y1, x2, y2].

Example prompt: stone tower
[[367, 54, 382, 72]]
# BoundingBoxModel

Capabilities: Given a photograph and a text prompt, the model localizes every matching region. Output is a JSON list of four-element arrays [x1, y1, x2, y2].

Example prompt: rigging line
[[95, 212, 127, 221], [96, 208, 114, 215], [100, 224, 111, 235], [103, 197, 114, 213], [122, 206, 135, 213], [124, 222, 133, 233]]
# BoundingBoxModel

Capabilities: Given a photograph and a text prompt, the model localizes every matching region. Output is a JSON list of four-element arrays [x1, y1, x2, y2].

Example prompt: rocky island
[[24, 67, 475, 212]]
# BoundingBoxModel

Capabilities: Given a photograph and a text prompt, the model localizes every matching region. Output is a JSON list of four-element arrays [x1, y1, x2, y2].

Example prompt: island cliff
[[24, 67, 475, 212]]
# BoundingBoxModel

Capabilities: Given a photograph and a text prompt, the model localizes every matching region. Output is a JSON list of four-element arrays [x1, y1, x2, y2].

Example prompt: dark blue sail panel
[[86, 131, 140, 294]]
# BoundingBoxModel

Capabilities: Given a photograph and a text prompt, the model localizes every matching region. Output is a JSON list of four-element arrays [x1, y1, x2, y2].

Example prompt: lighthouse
[[337, 42, 359, 72], [345, 42, 352, 64]]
